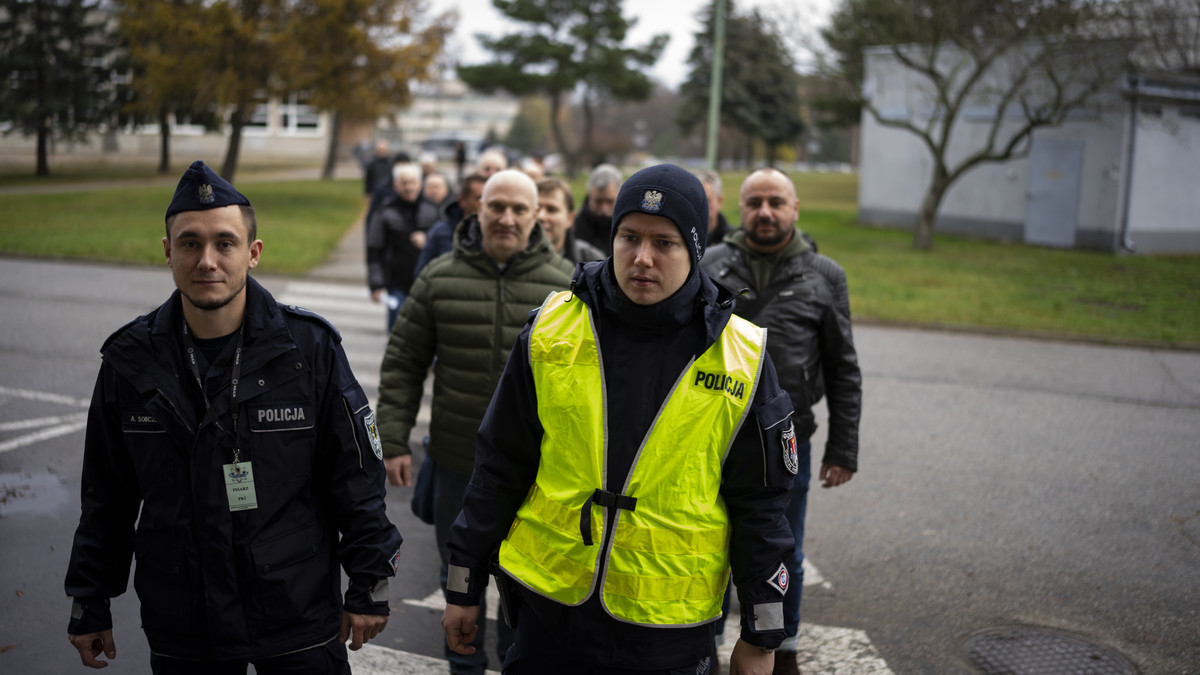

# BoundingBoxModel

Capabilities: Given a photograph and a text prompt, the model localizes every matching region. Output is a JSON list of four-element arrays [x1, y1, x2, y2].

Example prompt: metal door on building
[[1024, 138, 1084, 248]]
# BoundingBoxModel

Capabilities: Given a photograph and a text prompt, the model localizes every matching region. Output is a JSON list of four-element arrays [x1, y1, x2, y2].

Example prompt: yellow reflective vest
[[498, 290, 768, 627]]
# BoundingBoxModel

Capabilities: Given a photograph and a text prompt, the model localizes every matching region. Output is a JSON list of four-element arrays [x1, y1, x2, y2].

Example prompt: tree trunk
[[765, 143, 777, 168], [580, 94, 595, 174], [158, 107, 171, 175], [548, 94, 578, 178], [913, 166, 950, 251], [35, 121, 49, 177], [322, 110, 340, 181], [221, 104, 247, 183]]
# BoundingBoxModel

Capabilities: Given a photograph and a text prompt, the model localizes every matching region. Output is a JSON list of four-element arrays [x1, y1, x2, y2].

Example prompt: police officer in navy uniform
[[441, 164, 796, 675], [64, 161, 404, 673]]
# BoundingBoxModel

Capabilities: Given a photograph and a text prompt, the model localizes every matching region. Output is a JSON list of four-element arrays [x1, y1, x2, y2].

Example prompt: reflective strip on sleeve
[[447, 564, 472, 594], [749, 602, 785, 632], [370, 578, 389, 604]]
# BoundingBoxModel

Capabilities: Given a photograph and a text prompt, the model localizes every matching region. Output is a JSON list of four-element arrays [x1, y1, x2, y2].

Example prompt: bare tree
[[822, 0, 1138, 250], [1119, 0, 1200, 72]]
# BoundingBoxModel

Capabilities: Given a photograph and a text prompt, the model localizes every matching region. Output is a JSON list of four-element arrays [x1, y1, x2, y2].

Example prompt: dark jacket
[[709, 212, 733, 246], [376, 216, 574, 476], [702, 229, 862, 471], [571, 197, 613, 255], [562, 227, 605, 264], [363, 156, 392, 196], [366, 191, 426, 293], [444, 260, 796, 667], [64, 277, 402, 661]]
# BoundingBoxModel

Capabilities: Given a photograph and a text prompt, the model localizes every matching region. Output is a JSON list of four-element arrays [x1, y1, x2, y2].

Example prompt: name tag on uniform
[[223, 462, 259, 512]]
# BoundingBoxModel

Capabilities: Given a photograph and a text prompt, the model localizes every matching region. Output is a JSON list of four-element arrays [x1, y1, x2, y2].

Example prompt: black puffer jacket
[[703, 233, 862, 471]]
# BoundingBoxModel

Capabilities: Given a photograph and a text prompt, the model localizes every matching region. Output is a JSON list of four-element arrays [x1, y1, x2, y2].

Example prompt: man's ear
[[163, 236, 172, 266], [248, 239, 263, 269]]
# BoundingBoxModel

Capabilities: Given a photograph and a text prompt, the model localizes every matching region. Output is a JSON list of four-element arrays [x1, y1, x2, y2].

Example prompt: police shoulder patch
[[767, 562, 789, 596], [781, 420, 798, 476], [363, 410, 383, 460]]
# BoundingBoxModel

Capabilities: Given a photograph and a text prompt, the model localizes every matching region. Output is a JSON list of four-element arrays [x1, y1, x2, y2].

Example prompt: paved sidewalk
[[309, 217, 369, 286]]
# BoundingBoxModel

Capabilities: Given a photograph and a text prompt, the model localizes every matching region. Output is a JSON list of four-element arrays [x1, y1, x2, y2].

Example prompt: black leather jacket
[[703, 241, 862, 471]]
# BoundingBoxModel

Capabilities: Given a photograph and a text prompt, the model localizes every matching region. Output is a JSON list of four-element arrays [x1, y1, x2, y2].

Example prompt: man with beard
[[702, 168, 862, 675], [65, 161, 403, 673], [441, 165, 797, 675], [571, 163, 623, 255], [367, 162, 428, 330], [377, 170, 573, 674]]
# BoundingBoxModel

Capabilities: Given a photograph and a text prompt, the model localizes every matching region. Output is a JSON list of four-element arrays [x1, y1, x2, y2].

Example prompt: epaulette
[[100, 314, 149, 352], [280, 303, 343, 344]]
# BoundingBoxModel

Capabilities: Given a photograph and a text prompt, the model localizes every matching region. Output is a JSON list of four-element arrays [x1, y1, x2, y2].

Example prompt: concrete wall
[[1126, 104, 1200, 253], [857, 45, 1200, 253]]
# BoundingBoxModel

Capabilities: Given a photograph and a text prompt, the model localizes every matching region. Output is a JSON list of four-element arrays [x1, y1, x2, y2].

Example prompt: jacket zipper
[[156, 388, 194, 434]]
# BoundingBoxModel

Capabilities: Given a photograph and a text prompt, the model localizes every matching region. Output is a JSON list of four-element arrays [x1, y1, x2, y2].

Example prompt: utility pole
[[705, 0, 727, 170]]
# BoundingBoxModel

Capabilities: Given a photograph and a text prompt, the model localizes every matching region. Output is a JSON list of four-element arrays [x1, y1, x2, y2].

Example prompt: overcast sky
[[426, 0, 839, 89]]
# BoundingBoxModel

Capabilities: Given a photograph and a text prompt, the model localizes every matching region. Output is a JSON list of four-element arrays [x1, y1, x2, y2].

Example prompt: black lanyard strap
[[182, 321, 245, 465]]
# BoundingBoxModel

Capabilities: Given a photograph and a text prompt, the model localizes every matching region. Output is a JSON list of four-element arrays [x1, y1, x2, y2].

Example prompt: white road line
[[0, 412, 89, 431], [286, 281, 374, 300], [277, 293, 386, 317], [348, 643, 500, 675], [403, 585, 500, 622], [803, 558, 833, 590], [396, 562, 891, 674], [0, 421, 89, 454], [0, 386, 90, 408]]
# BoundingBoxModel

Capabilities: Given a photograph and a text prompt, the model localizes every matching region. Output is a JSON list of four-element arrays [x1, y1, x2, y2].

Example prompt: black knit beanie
[[610, 164, 709, 265]]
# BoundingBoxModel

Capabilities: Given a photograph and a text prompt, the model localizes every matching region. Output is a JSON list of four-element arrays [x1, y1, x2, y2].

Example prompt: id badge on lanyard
[[183, 321, 258, 512]]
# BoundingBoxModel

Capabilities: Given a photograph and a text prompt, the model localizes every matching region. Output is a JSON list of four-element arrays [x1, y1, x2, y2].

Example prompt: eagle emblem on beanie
[[197, 183, 215, 204], [640, 190, 663, 213]]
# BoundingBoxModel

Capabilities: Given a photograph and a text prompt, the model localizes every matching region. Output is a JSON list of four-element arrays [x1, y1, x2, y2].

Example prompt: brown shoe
[[772, 649, 800, 675]]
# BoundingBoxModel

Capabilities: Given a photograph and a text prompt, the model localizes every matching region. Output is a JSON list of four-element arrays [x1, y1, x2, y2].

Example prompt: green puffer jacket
[[376, 215, 575, 475]]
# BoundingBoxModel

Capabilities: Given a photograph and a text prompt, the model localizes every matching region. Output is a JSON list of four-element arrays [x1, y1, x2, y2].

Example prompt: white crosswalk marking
[[0, 386, 91, 455], [278, 278, 895, 675], [279, 279, 389, 395]]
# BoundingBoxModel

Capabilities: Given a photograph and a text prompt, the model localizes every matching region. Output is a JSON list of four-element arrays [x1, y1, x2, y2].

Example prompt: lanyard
[[182, 321, 245, 467]]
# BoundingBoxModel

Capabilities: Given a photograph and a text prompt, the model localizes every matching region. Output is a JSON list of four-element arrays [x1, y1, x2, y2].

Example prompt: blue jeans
[[385, 289, 407, 331], [435, 463, 515, 674], [780, 440, 812, 650]]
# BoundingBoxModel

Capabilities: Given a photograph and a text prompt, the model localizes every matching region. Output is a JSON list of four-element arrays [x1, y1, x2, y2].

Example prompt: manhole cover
[[962, 627, 1136, 674]]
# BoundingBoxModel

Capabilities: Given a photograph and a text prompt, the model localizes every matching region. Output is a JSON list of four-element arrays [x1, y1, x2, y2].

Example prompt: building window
[[279, 92, 321, 136]]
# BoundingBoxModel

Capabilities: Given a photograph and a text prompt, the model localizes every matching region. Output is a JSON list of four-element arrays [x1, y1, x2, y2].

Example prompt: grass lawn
[[2, 168, 1197, 346], [0, 179, 360, 275]]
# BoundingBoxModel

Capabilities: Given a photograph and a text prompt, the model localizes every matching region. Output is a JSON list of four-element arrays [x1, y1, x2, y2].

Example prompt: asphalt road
[[1, 256, 1197, 674]]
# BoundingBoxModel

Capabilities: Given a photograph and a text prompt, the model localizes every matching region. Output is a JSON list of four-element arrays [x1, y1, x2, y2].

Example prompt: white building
[[0, 79, 519, 168], [857, 45, 1200, 254]]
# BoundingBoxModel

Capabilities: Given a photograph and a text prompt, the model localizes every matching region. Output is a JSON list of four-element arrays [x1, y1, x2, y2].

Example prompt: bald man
[[376, 170, 573, 674], [702, 168, 862, 675]]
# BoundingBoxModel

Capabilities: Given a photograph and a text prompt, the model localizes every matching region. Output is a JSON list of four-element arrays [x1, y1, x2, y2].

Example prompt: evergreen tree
[[504, 97, 550, 154], [677, 0, 804, 166], [0, 0, 122, 176], [458, 0, 667, 176]]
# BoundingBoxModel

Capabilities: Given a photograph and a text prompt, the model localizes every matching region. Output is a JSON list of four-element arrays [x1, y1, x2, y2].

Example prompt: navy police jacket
[[64, 277, 403, 661]]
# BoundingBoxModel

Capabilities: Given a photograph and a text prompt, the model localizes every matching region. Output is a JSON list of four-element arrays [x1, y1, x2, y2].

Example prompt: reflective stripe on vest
[[499, 290, 767, 627]]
